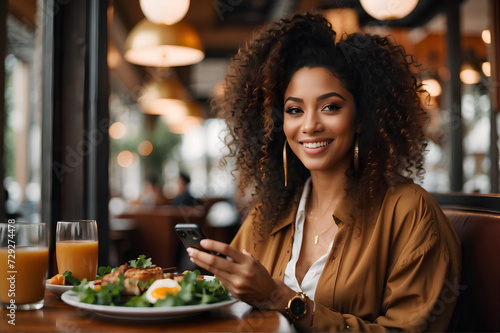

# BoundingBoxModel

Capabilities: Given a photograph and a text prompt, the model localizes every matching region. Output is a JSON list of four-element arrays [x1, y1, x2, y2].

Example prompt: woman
[[187, 13, 461, 332]]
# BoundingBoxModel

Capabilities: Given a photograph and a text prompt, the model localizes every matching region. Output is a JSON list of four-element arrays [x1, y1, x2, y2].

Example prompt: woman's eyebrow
[[284, 92, 345, 104], [284, 96, 303, 103], [317, 92, 345, 101]]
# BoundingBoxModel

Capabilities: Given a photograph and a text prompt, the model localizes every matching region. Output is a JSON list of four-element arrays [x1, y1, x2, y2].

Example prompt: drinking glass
[[0, 222, 49, 310], [56, 220, 98, 281]]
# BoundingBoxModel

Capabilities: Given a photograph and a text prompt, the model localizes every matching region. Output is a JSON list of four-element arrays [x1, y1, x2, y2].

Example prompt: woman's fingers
[[186, 240, 277, 303], [187, 247, 230, 275], [199, 239, 249, 263], [185, 239, 248, 275], [187, 245, 254, 284], [187, 243, 287, 309]]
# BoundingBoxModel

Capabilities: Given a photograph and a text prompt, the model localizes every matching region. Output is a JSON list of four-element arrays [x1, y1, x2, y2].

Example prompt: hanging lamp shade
[[163, 101, 205, 134], [124, 19, 204, 67], [161, 100, 205, 123], [138, 77, 190, 116], [139, 0, 190, 25], [360, 0, 419, 21]]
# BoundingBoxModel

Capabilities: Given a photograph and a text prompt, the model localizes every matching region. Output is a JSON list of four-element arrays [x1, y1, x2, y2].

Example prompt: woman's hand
[[186, 239, 294, 310]]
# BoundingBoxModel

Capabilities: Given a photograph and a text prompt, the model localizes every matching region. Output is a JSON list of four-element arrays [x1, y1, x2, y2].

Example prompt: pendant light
[[124, 19, 204, 67], [139, 0, 190, 25], [422, 78, 442, 97], [138, 75, 190, 116], [460, 63, 481, 85], [163, 101, 205, 134], [360, 0, 419, 21], [460, 50, 482, 85], [138, 74, 206, 134]]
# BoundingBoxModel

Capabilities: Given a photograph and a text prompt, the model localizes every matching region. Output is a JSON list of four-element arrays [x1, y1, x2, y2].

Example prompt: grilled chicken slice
[[98, 263, 164, 295]]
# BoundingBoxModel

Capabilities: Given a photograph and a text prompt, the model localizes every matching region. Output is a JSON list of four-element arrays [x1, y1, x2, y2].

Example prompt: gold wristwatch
[[284, 291, 307, 323]]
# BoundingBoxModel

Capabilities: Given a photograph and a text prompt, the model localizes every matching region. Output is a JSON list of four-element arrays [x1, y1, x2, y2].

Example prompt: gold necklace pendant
[[307, 199, 335, 245], [314, 221, 334, 245]]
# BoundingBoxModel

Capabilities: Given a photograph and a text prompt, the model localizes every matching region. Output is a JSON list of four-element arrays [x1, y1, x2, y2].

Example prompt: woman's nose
[[302, 111, 323, 133]]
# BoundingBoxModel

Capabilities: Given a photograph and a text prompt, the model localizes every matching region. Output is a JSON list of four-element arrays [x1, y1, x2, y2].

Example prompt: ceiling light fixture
[[460, 63, 481, 85], [482, 62, 491, 77], [422, 78, 442, 97], [124, 19, 204, 67], [138, 76, 190, 116], [164, 102, 205, 134], [360, 0, 419, 21], [162, 101, 206, 134], [481, 29, 491, 44], [138, 74, 206, 134], [161, 100, 205, 123], [139, 0, 190, 25]]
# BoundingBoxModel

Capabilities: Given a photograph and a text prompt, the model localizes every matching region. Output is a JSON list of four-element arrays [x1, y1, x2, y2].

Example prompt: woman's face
[[283, 67, 357, 175]]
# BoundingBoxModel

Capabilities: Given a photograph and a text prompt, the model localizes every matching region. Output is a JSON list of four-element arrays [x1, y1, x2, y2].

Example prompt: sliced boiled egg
[[145, 279, 181, 304]]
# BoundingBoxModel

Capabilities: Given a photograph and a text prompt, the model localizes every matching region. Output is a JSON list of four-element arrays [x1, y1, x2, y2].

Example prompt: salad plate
[[60, 275, 238, 320], [60, 290, 238, 320], [46, 280, 93, 297], [46, 282, 72, 297]]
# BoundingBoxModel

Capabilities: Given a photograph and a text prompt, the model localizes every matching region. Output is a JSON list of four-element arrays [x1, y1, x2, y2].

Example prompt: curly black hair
[[212, 13, 428, 232]]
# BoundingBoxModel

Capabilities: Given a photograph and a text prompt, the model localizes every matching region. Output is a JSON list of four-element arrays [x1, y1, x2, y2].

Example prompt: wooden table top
[[1, 289, 292, 332]]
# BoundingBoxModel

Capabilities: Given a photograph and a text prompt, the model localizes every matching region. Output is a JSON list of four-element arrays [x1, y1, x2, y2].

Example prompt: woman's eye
[[322, 104, 341, 111], [285, 107, 302, 114]]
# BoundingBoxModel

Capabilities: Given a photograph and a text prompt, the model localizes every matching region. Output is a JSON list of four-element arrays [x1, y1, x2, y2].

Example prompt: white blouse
[[283, 178, 333, 300]]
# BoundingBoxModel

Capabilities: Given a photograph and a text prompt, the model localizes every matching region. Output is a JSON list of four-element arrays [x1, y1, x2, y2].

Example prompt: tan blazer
[[231, 183, 461, 332]]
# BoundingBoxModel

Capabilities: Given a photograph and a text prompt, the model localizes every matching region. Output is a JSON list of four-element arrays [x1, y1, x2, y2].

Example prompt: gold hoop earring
[[354, 135, 359, 172], [283, 140, 288, 187]]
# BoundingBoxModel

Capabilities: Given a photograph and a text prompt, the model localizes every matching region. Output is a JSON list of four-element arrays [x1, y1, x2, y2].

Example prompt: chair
[[435, 193, 500, 332]]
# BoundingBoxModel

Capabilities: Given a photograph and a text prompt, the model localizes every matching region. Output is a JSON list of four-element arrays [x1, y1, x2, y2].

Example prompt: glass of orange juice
[[1, 222, 49, 311], [56, 220, 98, 281]]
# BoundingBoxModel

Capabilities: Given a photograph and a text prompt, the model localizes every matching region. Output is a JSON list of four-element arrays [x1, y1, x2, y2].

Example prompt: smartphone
[[174, 223, 208, 252], [174, 223, 225, 257]]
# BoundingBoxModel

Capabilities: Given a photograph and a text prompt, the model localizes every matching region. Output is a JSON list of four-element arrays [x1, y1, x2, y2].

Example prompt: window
[[4, 13, 41, 221]]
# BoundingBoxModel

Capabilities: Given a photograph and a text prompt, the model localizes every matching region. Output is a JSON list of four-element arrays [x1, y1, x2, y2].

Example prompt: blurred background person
[[171, 172, 202, 207]]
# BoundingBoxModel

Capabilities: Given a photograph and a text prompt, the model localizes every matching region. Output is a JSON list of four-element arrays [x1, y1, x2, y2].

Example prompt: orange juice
[[56, 240, 98, 281], [0, 247, 49, 304]]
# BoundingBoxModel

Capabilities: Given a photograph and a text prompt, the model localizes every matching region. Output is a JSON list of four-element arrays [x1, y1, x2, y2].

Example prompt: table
[[1, 289, 292, 332]]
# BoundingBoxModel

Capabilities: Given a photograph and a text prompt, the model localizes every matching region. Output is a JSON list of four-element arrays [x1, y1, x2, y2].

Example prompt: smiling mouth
[[301, 140, 333, 149]]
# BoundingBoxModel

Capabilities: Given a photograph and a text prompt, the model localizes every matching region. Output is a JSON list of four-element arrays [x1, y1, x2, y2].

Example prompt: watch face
[[290, 298, 305, 316]]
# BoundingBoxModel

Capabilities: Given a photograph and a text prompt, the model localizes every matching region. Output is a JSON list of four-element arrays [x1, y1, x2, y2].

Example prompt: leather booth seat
[[443, 208, 500, 332]]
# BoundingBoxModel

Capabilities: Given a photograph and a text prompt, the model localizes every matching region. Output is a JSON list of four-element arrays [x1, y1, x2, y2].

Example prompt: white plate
[[61, 291, 238, 320], [46, 280, 93, 297], [46, 280, 73, 297], [60, 277, 238, 320]]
